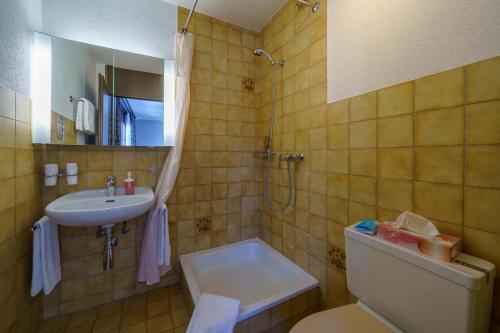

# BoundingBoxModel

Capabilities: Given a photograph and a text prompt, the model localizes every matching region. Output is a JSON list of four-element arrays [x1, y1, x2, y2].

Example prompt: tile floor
[[39, 284, 189, 333]]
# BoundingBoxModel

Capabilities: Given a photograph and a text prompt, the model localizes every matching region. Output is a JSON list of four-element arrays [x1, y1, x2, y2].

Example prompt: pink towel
[[138, 33, 194, 285], [137, 202, 170, 285]]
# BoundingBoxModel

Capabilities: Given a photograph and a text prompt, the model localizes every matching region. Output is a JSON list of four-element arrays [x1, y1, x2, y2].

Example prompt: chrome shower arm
[[182, 0, 200, 34]]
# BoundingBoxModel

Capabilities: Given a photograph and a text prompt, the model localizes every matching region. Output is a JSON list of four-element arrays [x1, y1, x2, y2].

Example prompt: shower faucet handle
[[279, 153, 305, 161], [255, 151, 274, 158]]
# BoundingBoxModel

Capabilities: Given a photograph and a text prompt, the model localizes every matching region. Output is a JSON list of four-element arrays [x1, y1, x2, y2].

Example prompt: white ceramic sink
[[46, 187, 155, 227]]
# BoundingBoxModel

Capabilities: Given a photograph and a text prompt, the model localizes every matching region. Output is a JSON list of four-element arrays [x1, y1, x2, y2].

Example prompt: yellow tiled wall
[[172, 8, 259, 254], [33, 1, 500, 328], [256, 0, 500, 328], [0, 84, 44, 332], [39, 6, 261, 319], [41, 146, 174, 317]]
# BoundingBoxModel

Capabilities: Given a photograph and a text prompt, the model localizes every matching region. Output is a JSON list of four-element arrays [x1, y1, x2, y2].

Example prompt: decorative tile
[[195, 218, 212, 233], [327, 243, 346, 272], [242, 78, 255, 91]]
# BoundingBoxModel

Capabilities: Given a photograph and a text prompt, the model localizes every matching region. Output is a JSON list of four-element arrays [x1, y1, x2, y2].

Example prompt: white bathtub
[[179, 238, 319, 321]]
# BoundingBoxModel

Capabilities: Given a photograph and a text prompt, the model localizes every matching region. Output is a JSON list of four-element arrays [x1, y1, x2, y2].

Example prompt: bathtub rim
[[179, 237, 320, 321]]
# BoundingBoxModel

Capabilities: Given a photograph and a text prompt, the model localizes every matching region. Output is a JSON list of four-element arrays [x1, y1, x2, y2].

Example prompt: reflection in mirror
[[50, 37, 113, 145], [104, 61, 164, 146], [32, 34, 172, 147], [108, 97, 165, 146]]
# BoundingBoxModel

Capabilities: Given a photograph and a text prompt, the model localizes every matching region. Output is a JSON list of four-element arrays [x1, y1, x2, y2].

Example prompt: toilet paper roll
[[45, 164, 58, 177], [45, 176, 57, 187], [67, 175, 78, 185]]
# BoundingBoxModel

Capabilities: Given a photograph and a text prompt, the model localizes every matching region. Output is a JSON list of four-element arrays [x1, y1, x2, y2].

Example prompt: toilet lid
[[290, 304, 395, 333]]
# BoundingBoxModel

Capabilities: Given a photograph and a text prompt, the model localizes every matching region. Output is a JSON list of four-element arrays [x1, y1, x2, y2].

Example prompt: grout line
[[375, 88, 379, 220], [462, 66, 467, 238], [412, 80, 417, 214], [346, 98, 351, 225]]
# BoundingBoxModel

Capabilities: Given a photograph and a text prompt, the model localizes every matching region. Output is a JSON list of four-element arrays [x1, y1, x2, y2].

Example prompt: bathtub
[[180, 238, 320, 328]]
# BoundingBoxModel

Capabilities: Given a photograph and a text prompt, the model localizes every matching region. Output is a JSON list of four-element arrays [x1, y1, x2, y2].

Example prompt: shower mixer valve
[[279, 153, 305, 161]]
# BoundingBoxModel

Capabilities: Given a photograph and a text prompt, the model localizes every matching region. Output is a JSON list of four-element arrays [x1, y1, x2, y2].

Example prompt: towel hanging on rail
[[75, 98, 96, 135]]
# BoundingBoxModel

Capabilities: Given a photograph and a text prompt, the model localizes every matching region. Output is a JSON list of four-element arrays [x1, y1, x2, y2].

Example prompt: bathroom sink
[[46, 187, 155, 227]]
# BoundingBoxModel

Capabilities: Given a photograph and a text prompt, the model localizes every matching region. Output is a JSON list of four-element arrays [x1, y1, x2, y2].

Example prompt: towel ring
[[69, 96, 81, 103]]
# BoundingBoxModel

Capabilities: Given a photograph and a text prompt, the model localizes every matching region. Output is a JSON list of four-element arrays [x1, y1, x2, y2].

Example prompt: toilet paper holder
[[47, 169, 76, 177], [44, 163, 78, 187]]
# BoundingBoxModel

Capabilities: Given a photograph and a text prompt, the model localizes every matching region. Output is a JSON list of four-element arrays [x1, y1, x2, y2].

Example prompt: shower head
[[297, 0, 320, 13], [253, 49, 272, 61], [253, 49, 284, 66]]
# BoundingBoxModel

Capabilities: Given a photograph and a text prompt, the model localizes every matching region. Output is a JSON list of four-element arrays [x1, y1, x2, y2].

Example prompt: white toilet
[[291, 225, 496, 333]]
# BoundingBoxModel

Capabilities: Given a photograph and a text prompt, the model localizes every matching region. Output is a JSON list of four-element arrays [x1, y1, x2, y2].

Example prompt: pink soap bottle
[[124, 171, 135, 195]]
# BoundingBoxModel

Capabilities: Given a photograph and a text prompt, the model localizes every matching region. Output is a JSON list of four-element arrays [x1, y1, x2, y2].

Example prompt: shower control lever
[[279, 153, 305, 161], [255, 151, 275, 158]]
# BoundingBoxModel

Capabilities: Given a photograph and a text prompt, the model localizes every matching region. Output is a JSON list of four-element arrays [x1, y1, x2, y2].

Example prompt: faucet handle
[[106, 176, 115, 185]]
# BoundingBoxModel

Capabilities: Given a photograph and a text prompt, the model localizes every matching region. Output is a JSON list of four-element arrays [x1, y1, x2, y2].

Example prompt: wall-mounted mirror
[[32, 33, 175, 147]]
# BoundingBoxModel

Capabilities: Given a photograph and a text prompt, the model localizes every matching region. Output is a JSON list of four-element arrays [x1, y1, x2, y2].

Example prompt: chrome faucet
[[106, 176, 115, 196]]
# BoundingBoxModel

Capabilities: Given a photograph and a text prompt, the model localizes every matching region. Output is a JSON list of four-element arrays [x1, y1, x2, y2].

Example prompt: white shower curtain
[[138, 33, 194, 285]]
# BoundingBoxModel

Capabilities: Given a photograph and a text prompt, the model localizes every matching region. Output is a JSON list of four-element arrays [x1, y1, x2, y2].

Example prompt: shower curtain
[[138, 33, 194, 285]]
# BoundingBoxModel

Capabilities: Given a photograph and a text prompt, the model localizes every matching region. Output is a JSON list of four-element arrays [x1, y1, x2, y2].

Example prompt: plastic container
[[124, 171, 135, 195]]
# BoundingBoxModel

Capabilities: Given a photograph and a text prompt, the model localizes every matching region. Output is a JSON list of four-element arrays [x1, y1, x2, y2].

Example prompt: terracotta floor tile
[[171, 308, 189, 328], [147, 313, 173, 333], [67, 308, 98, 328], [64, 322, 93, 333], [92, 313, 121, 333], [40, 284, 186, 333], [119, 321, 146, 333], [97, 301, 123, 318], [120, 306, 146, 327], [147, 299, 170, 319]]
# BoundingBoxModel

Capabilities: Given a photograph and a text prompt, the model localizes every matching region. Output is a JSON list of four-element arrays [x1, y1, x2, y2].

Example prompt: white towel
[[82, 98, 96, 134], [157, 204, 168, 266], [187, 293, 241, 333], [75, 98, 96, 134], [75, 100, 84, 131], [31, 216, 61, 297]]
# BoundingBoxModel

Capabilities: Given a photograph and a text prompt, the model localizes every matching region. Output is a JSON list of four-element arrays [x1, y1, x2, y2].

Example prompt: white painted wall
[[51, 39, 99, 119], [0, 0, 42, 96], [42, 0, 177, 59], [327, 0, 500, 102]]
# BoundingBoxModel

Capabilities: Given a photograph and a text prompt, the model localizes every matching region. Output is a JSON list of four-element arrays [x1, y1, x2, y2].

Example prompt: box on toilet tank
[[376, 222, 461, 262]]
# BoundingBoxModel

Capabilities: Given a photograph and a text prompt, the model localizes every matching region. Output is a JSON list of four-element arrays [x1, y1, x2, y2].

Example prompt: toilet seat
[[290, 304, 395, 333]]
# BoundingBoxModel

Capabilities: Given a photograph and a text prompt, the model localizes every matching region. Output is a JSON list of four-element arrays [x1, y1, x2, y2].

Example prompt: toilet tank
[[345, 225, 495, 333]]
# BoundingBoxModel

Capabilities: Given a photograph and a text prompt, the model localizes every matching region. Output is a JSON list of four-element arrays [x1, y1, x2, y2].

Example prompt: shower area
[[254, 48, 305, 212], [253, 0, 320, 215]]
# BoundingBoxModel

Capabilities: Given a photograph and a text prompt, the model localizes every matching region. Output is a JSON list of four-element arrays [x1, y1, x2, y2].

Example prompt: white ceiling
[[162, 0, 287, 32]]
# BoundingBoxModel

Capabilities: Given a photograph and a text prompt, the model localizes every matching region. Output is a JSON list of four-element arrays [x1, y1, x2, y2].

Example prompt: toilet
[[291, 225, 496, 333]]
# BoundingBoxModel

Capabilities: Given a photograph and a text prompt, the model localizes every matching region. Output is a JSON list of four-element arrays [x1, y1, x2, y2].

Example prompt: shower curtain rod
[[182, 0, 199, 34]]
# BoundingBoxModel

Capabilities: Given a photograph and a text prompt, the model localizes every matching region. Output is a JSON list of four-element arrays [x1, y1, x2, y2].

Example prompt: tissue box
[[376, 223, 462, 262]]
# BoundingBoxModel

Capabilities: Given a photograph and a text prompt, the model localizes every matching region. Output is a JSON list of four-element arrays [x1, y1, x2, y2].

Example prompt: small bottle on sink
[[124, 171, 135, 195]]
